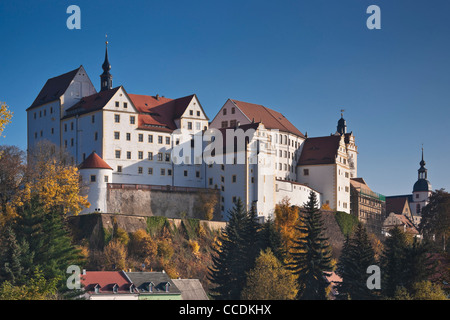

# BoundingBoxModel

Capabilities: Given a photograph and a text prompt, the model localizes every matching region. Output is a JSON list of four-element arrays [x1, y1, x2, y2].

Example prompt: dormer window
[[113, 283, 119, 294], [164, 282, 170, 292], [94, 284, 100, 294]]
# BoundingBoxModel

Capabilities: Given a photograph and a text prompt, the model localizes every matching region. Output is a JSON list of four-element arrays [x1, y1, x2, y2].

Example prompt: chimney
[[156, 94, 160, 101], [82, 269, 86, 275]]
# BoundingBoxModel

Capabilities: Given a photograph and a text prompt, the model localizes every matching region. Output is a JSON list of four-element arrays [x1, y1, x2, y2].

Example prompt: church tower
[[411, 147, 432, 216], [100, 37, 113, 91]]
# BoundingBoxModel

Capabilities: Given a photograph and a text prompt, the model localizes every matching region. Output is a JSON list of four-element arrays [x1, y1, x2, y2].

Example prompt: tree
[[0, 102, 13, 138], [0, 268, 59, 300], [128, 229, 158, 265], [12, 142, 90, 215], [274, 197, 300, 253], [13, 197, 84, 288], [0, 145, 26, 224], [336, 223, 378, 300], [289, 191, 334, 300], [258, 218, 286, 263], [241, 248, 298, 300], [380, 227, 435, 298], [420, 189, 450, 253], [103, 240, 127, 271], [208, 198, 252, 300], [393, 281, 448, 300]]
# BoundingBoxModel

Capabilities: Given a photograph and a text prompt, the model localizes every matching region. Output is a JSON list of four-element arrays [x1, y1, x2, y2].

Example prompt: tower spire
[[336, 109, 347, 135], [100, 34, 113, 91]]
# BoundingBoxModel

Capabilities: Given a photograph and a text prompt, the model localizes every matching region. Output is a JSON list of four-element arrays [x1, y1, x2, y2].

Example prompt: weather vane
[[340, 109, 345, 117]]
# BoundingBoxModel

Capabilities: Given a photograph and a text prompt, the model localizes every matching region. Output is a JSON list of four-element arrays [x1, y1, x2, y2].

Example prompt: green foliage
[[181, 218, 201, 240], [241, 248, 298, 300], [289, 191, 334, 300], [380, 227, 435, 298], [0, 268, 59, 300], [393, 281, 448, 300], [335, 211, 359, 237], [146, 216, 170, 236], [336, 223, 378, 300]]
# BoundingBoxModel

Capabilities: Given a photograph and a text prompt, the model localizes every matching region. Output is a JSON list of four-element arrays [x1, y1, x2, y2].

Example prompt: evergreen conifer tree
[[289, 191, 333, 300], [336, 223, 378, 300], [208, 198, 249, 299]]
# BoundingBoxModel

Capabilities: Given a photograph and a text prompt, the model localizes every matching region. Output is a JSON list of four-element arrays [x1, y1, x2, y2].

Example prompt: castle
[[26, 42, 359, 221]]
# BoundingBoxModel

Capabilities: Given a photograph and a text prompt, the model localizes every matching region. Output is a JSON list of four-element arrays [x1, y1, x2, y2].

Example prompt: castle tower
[[100, 37, 113, 91]]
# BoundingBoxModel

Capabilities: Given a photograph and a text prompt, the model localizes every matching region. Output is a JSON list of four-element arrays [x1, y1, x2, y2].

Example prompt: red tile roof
[[79, 152, 113, 170], [297, 135, 342, 166], [28, 67, 82, 111], [81, 271, 134, 294], [230, 99, 305, 138], [129, 94, 197, 133]]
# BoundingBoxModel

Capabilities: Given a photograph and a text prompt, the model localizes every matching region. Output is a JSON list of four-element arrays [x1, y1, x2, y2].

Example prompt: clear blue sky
[[1, 0, 449, 196]]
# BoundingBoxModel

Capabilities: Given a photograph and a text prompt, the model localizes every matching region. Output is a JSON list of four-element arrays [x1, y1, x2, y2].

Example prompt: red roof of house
[[129, 94, 197, 133], [230, 99, 305, 138], [28, 67, 82, 111], [81, 271, 133, 294], [79, 152, 113, 170], [385, 196, 410, 215], [297, 135, 342, 166]]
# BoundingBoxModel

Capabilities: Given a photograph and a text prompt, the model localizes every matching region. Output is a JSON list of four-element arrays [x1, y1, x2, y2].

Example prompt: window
[[168, 169, 172, 176], [189, 110, 193, 116], [123, 102, 128, 108], [196, 171, 200, 178], [209, 178, 213, 186], [104, 175, 109, 183], [90, 175, 96, 182], [160, 168, 165, 176], [229, 120, 237, 127], [51, 128, 54, 134], [345, 186, 349, 192], [114, 114, 120, 123], [184, 170, 188, 177], [126, 133, 131, 141], [166, 137, 170, 145], [115, 150, 121, 159], [221, 121, 228, 128], [187, 122, 192, 130], [115, 101, 119, 107], [157, 153, 163, 161], [165, 153, 170, 162], [127, 151, 131, 159], [64, 123, 67, 132], [158, 136, 163, 144], [221, 176, 225, 183], [114, 132, 120, 140], [232, 175, 237, 183], [138, 134, 143, 142], [303, 169, 309, 176], [92, 115, 95, 123], [345, 172, 349, 178], [138, 167, 143, 174], [231, 107, 235, 114], [70, 138, 74, 147], [94, 132, 98, 141], [148, 168, 153, 175], [197, 111, 200, 116], [148, 135, 153, 143], [416, 204, 421, 214], [223, 108, 227, 115], [196, 122, 201, 130], [130, 116, 135, 124], [138, 151, 143, 160], [117, 166, 122, 173], [416, 193, 419, 199], [232, 196, 237, 203], [148, 152, 153, 160]]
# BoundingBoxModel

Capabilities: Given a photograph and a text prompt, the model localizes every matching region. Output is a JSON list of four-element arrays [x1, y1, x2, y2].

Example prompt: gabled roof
[[64, 86, 122, 118], [385, 196, 411, 215], [124, 272, 181, 294], [171, 279, 209, 300], [79, 152, 113, 170], [27, 66, 82, 111], [81, 271, 134, 294], [128, 94, 199, 133], [297, 135, 342, 166], [229, 99, 305, 138]]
